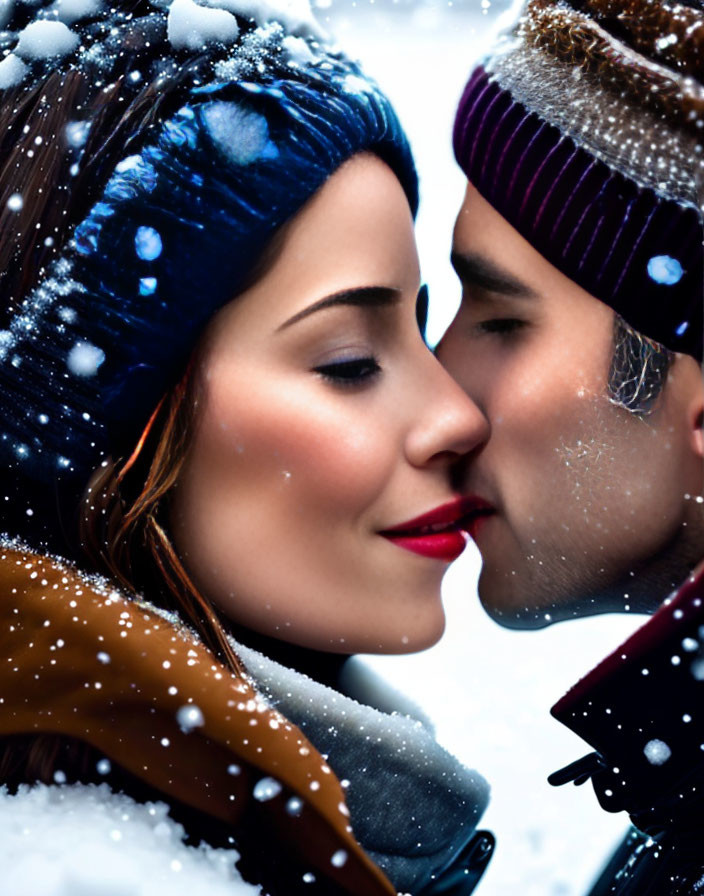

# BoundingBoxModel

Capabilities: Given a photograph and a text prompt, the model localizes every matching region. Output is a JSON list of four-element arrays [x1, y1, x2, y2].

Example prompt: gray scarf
[[235, 643, 489, 895]]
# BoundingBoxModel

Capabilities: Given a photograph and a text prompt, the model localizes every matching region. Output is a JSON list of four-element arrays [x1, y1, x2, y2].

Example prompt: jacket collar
[[0, 539, 494, 894], [0, 540, 396, 895], [550, 562, 704, 835]]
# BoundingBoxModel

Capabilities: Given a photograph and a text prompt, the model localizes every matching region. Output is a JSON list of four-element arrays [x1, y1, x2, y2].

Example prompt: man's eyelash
[[477, 318, 526, 335]]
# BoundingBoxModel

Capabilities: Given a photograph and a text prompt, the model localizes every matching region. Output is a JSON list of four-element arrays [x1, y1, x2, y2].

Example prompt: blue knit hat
[[0, 1, 417, 551]]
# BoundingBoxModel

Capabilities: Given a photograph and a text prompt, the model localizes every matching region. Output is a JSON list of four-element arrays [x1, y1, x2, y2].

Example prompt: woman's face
[[170, 154, 487, 654]]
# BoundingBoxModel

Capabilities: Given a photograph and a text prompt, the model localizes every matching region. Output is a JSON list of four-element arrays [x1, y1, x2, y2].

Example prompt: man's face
[[437, 183, 704, 628]]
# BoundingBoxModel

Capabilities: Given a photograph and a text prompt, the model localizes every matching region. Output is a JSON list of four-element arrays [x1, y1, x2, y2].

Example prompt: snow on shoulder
[[0, 782, 260, 896]]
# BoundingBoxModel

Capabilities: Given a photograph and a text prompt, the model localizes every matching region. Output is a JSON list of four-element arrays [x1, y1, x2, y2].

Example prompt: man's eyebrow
[[278, 286, 402, 330], [450, 250, 538, 299]]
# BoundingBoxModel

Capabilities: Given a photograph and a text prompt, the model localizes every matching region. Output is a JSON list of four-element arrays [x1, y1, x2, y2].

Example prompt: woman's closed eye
[[313, 355, 381, 387]]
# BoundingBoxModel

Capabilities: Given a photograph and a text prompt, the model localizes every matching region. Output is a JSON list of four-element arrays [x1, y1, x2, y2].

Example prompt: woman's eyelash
[[314, 356, 381, 385]]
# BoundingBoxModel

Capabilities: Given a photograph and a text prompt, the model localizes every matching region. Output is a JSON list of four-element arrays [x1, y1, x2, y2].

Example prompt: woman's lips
[[465, 509, 494, 541], [380, 497, 494, 561], [383, 530, 469, 561]]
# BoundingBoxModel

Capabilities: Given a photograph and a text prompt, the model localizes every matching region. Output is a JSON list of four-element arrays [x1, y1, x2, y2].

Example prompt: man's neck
[[593, 513, 704, 615]]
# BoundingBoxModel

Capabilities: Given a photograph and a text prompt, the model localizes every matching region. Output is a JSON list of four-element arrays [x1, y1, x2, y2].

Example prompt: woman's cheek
[[276, 410, 396, 517], [207, 375, 394, 519]]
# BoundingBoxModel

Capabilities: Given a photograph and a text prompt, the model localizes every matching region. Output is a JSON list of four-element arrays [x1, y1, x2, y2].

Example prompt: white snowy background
[[318, 1, 648, 893]]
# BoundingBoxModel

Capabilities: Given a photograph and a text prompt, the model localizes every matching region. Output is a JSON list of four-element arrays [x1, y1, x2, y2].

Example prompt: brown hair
[[79, 356, 245, 676], [75, 210, 293, 675], [0, 357, 249, 787], [0, 2, 248, 789]]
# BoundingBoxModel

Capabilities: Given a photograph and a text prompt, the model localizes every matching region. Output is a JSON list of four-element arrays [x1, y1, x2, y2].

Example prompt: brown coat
[[0, 543, 396, 895]]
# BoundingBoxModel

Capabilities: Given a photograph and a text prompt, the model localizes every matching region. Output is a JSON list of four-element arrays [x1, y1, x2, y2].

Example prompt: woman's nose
[[405, 350, 489, 468]]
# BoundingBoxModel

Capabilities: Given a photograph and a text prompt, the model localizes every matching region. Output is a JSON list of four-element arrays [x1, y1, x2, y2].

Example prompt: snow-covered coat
[[549, 563, 704, 894], [0, 541, 492, 896]]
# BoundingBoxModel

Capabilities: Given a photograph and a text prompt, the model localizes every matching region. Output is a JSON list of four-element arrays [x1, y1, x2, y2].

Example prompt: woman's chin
[[354, 611, 447, 656]]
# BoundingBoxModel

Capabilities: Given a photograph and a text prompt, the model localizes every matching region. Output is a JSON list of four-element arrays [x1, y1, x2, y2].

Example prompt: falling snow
[[0, 3, 694, 896], [5, 193, 23, 212], [252, 776, 282, 802], [66, 341, 105, 377], [176, 704, 205, 732], [643, 738, 672, 766], [134, 226, 163, 262]]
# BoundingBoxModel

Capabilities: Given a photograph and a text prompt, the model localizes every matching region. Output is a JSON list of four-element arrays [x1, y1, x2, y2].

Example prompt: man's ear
[[669, 353, 704, 460], [693, 407, 704, 460], [685, 357, 704, 459]]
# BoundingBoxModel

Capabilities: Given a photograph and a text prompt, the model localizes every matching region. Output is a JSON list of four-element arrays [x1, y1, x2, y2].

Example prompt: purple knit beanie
[[453, 0, 704, 361]]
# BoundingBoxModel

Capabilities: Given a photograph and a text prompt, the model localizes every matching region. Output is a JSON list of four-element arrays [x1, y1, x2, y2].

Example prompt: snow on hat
[[0, 0, 417, 549], [453, 0, 704, 361]]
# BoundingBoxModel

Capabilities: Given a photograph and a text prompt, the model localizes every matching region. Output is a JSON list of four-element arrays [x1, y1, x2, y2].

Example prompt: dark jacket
[[0, 541, 493, 895], [549, 564, 704, 894]]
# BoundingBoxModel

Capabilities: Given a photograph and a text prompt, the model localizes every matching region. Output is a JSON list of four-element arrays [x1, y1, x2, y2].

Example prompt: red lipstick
[[380, 497, 494, 562], [463, 497, 495, 540]]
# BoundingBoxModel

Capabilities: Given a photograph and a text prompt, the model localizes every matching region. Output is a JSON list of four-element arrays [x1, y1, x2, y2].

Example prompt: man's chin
[[479, 595, 558, 631], [476, 567, 628, 630], [475, 518, 704, 628], [477, 573, 655, 630]]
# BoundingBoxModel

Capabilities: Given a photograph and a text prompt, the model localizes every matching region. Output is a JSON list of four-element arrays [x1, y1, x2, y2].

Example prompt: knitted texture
[[0, 1, 417, 550], [453, 0, 704, 360]]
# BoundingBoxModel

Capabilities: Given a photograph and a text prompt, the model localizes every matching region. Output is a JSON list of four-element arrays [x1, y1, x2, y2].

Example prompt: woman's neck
[[228, 625, 350, 691]]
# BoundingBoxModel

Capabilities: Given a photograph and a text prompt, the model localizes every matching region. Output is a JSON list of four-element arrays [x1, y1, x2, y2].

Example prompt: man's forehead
[[450, 183, 620, 318], [450, 249, 538, 301]]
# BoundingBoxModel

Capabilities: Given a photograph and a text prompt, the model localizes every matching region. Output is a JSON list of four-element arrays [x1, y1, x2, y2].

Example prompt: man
[[438, 0, 704, 892]]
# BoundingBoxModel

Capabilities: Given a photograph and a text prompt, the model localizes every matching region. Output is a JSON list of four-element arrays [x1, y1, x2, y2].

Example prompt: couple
[[0, 0, 701, 894]]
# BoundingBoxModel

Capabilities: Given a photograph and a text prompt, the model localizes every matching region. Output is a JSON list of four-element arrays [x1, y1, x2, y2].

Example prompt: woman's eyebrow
[[450, 250, 538, 299], [278, 286, 402, 330]]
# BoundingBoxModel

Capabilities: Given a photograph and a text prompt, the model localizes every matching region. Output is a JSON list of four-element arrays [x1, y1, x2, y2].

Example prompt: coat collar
[[549, 562, 704, 836], [0, 540, 395, 895], [0, 539, 494, 894]]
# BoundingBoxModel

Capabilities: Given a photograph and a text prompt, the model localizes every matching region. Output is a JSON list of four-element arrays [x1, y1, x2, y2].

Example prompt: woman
[[0, 1, 493, 894]]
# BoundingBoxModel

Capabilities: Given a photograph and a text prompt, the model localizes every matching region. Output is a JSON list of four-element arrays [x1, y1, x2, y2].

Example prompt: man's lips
[[380, 497, 495, 561]]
